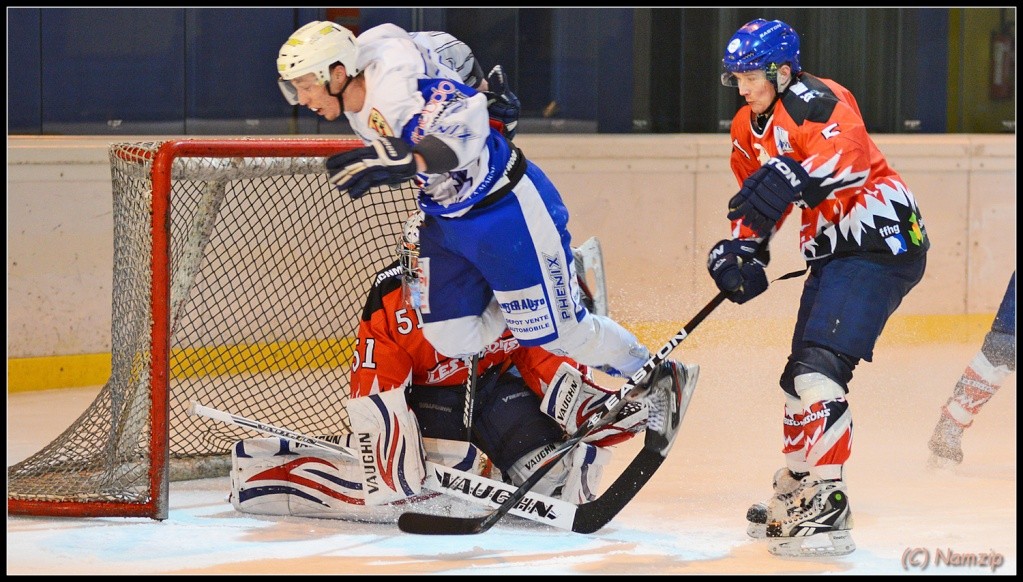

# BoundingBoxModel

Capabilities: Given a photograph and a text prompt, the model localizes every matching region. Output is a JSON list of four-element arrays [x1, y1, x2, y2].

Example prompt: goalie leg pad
[[473, 371, 565, 472], [230, 436, 436, 521], [347, 388, 429, 505], [506, 442, 612, 504], [422, 437, 494, 479]]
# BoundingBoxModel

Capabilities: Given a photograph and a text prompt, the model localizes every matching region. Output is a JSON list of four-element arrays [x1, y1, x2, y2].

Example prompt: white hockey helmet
[[277, 21, 360, 105]]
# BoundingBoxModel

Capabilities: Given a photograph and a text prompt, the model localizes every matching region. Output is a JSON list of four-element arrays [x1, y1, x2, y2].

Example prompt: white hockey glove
[[347, 388, 429, 505], [541, 361, 648, 448]]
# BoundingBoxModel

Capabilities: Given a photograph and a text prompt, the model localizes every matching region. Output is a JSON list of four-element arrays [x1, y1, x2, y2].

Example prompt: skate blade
[[768, 530, 856, 557], [926, 453, 961, 470], [747, 522, 767, 539]]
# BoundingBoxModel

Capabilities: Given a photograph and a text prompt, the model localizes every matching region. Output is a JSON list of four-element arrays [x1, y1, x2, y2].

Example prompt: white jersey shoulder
[[347, 23, 507, 217], [409, 30, 481, 87], [348, 24, 465, 143]]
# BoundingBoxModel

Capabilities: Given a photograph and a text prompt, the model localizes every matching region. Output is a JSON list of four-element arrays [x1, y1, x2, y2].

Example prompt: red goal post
[[8, 139, 417, 519]]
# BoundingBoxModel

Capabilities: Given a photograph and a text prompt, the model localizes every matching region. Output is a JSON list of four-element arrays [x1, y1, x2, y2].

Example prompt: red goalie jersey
[[350, 260, 586, 398], [729, 73, 929, 263]]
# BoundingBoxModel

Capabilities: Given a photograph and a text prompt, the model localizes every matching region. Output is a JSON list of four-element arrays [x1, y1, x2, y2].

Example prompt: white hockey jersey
[[346, 24, 516, 218]]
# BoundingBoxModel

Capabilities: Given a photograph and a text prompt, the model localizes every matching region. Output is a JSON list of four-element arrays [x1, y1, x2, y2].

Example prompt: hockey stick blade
[[571, 361, 698, 533], [398, 292, 722, 536]]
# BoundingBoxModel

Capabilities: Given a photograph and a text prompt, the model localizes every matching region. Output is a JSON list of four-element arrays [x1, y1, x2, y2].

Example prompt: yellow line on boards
[[6, 315, 994, 394]]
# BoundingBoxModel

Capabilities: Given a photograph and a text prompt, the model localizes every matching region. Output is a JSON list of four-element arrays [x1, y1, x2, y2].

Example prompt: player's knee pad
[[422, 297, 506, 358], [347, 388, 428, 505], [981, 329, 1016, 371], [506, 442, 612, 503], [780, 344, 856, 398], [472, 372, 564, 471]]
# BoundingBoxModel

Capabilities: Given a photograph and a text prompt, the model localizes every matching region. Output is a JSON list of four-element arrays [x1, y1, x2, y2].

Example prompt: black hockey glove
[[327, 136, 417, 199], [483, 64, 520, 140], [707, 239, 769, 305], [727, 155, 809, 238]]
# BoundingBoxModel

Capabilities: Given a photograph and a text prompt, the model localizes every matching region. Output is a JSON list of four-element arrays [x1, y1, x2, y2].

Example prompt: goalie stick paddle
[[397, 289, 728, 535]]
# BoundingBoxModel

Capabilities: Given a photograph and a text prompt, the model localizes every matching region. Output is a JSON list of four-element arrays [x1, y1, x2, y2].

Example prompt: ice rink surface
[[7, 341, 1016, 575]]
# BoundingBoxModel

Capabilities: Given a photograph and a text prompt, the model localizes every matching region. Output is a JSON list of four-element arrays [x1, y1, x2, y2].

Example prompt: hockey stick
[[464, 353, 480, 441], [188, 402, 358, 460], [398, 289, 728, 535], [190, 401, 587, 530]]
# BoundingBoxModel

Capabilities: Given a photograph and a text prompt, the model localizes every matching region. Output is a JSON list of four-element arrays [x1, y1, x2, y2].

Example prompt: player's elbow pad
[[413, 135, 460, 174]]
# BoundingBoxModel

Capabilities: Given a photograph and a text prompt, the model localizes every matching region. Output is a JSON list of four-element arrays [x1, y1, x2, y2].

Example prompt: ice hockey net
[[8, 139, 417, 519]]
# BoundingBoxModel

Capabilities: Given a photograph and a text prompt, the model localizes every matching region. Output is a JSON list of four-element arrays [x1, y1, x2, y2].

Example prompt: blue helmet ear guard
[[720, 19, 801, 88]]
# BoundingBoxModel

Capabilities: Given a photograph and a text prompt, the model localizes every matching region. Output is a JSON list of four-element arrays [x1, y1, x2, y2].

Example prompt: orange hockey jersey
[[350, 261, 587, 398], [728, 73, 929, 263]]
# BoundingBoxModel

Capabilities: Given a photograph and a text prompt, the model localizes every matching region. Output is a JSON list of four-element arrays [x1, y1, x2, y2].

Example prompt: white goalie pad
[[347, 388, 429, 505], [506, 441, 612, 504], [422, 437, 496, 480], [573, 236, 609, 317], [229, 436, 436, 521], [230, 436, 494, 521], [541, 361, 647, 447]]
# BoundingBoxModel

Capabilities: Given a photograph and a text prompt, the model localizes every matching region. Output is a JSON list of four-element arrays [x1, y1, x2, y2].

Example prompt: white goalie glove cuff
[[541, 361, 648, 447]]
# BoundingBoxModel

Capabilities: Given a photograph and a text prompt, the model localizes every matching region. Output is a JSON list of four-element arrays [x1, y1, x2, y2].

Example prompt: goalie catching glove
[[327, 136, 418, 199], [707, 239, 768, 305], [727, 155, 809, 237]]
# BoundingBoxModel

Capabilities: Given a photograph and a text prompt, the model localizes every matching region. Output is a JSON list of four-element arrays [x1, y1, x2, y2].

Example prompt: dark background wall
[[7, 8, 1015, 136]]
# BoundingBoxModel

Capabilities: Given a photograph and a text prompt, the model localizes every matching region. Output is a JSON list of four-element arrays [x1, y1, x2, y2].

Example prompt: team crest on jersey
[[368, 108, 394, 137], [773, 126, 793, 155]]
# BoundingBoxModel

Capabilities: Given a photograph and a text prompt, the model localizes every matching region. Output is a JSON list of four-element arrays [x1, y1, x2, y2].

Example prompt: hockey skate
[[765, 477, 856, 557], [927, 413, 965, 467], [638, 360, 699, 455], [745, 467, 807, 539]]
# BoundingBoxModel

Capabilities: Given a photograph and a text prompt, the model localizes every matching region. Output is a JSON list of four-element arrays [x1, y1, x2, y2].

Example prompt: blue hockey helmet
[[721, 19, 801, 88]]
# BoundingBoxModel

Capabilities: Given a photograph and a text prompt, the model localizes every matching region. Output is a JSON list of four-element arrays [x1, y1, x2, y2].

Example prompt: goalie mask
[[397, 210, 426, 309]]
